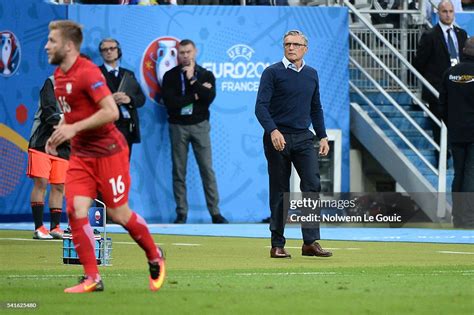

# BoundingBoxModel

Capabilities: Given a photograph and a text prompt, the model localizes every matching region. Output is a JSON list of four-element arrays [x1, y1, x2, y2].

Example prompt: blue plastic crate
[[62, 235, 112, 265]]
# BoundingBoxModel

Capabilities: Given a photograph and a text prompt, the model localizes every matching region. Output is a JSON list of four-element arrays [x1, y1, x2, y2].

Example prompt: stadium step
[[351, 101, 452, 222], [350, 91, 414, 105], [361, 105, 427, 118], [371, 116, 431, 130]]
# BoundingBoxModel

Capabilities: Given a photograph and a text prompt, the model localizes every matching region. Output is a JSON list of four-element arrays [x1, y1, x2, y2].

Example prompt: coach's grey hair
[[283, 30, 308, 46]]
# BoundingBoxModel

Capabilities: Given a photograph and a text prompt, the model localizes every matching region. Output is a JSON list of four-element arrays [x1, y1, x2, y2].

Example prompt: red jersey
[[54, 56, 127, 157]]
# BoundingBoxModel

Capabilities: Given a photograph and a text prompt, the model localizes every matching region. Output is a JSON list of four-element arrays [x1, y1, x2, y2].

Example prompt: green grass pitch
[[0, 230, 473, 314]]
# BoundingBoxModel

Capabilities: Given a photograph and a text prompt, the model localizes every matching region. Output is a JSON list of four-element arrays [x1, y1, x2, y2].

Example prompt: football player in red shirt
[[45, 20, 165, 294]]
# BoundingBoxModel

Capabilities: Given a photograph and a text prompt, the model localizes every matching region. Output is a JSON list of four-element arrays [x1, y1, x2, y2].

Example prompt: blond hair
[[48, 20, 83, 50]]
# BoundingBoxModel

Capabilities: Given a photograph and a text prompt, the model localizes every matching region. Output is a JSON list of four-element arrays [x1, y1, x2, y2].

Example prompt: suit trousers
[[169, 120, 220, 217], [451, 142, 474, 228], [263, 130, 321, 248]]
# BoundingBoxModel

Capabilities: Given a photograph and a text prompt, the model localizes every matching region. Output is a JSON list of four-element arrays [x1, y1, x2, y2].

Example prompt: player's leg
[[64, 195, 104, 293], [63, 156, 103, 293], [27, 149, 52, 239], [99, 149, 165, 291], [107, 203, 165, 291]]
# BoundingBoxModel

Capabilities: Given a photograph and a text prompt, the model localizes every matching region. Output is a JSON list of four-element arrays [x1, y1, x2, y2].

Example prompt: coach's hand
[[319, 137, 329, 156], [271, 129, 286, 151]]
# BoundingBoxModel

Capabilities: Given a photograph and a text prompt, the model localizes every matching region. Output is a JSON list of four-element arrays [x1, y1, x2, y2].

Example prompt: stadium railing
[[343, 0, 448, 218]]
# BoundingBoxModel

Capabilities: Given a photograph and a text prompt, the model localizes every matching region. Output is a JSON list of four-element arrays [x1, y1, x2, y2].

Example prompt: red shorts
[[27, 149, 69, 184], [65, 149, 130, 209]]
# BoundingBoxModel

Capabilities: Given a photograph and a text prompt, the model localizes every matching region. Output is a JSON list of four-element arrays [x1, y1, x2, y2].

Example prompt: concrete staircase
[[350, 92, 452, 221]]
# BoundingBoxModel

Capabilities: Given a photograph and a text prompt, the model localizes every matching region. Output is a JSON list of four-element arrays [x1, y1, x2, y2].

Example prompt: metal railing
[[349, 27, 420, 91], [343, 0, 448, 202]]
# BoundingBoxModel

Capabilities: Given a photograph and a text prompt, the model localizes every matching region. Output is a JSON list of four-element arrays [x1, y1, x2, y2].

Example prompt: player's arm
[[47, 95, 118, 151], [72, 95, 119, 132]]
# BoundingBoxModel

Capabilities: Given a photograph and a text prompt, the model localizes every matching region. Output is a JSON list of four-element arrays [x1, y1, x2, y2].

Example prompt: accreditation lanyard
[[180, 72, 194, 116], [180, 72, 186, 96]]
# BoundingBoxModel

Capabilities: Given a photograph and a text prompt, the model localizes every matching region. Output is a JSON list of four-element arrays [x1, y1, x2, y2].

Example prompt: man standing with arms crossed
[[45, 20, 165, 293], [162, 39, 228, 224], [255, 30, 332, 259]]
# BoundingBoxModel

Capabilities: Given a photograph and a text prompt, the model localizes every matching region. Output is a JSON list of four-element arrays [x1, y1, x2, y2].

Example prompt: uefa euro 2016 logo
[[202, 43, 269, 92], [0, 31, 21, 77], [140, 36, 180, 104]]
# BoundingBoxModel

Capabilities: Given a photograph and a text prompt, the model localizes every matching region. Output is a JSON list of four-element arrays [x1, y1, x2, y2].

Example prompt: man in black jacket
[[99, 38, 145, 159], [413, 0, 468, 158], [162, 39, 228, 224], [439, 37, 474, 228]]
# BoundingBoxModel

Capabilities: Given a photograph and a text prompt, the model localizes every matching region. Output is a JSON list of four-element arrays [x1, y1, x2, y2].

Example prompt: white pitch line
[[430, 270, 474, 273], [0, 237, 62, 242], [6, 274, 129, 279], [7, 275, 80, 279], [264, 246, 360, 250], [114, 241, 164, 246], [236, 271, 473, 277], [236, 272, 338, 276], [437, 251, 474, 255], [0, 237, 164, 246], [323, 247, 361, 250], [172, 243, 202, 246], [265, 246, 301, 249], [8, 270, 472, 280], [0, 237, 202, 247]]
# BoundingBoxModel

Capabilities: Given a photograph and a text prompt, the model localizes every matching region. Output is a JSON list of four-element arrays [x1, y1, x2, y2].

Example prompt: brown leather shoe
[[270, 247, 291, 258], [302, 242, 333, 257]]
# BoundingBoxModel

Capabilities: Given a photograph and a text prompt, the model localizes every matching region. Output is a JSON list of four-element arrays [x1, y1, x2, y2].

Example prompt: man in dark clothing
[[413, 0, 468, 163], [161, 39, 228, 224], [439, 37, 474, 229], [99, 38, 145, 159], [371, 0, 401, 28], [255, 30, 332, 259], [27, 76, 70, 239]]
